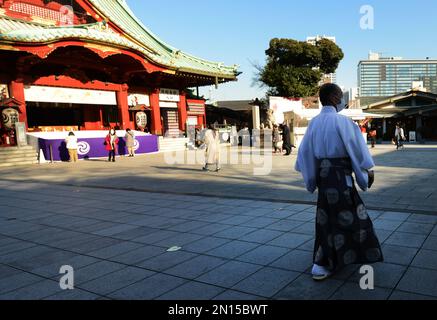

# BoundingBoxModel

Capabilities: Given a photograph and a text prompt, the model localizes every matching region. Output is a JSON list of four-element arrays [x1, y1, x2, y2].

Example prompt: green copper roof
[[0, 17, 152, 56], [89, 0, 238, 78], [0, 0, 239, 79]]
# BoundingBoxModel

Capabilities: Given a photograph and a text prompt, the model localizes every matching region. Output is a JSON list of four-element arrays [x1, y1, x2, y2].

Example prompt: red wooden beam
[[32, 75, 123, 92], [13, 40, 166, 74]]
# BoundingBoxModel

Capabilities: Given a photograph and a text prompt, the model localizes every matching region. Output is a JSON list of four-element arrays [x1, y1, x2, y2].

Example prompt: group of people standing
[[199, 122, 296, 172], [104, 128, 137, 161], [63, 84, 386, 283], [64, 128, 136, 163], [362, 123, 407, 150], [273, 123, 294, 156], [198, 121, 296, 173]]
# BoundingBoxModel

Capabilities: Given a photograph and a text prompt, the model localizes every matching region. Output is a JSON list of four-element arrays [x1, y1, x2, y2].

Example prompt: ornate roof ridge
[[112, 0, 175, 53], [88, 0, 239, 77], [0, 1, 239, 79]]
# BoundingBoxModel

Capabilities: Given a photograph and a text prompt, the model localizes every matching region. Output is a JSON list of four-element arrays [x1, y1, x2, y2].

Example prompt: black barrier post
[[49, 144, 53, 163]]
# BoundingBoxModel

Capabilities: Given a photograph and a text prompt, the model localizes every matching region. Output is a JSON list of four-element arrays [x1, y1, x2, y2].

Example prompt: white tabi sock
[[312, 264, 331, 276]]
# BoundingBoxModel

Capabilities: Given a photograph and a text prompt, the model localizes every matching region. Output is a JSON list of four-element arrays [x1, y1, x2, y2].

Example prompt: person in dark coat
[[280, 123, 293, 156]]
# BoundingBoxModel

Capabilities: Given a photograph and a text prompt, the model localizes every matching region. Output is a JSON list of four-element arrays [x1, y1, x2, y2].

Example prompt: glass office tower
[[358, 53, 437, 105]]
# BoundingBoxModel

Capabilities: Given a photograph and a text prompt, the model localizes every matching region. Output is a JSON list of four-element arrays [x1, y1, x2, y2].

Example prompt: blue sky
[[127, 0, 437, 101]]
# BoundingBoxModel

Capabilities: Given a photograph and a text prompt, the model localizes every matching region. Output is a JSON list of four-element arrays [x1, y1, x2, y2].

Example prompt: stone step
[[0, 145, 38, 166], [0, 154, 38, 162], [158, 138, 188, 152], [0, 145, 34, 149], [159, 140, 188, 145], [0, 153, 37, 160], [159, 140, 188, 143], [158, 138, 188, 141], [0, 148, 37, 154], [0, 161, 38, 168], [0, 146, 35, 154], [159, 144, 187, 148], [159, 148, 187, 152], [159, 144, 187, 149]]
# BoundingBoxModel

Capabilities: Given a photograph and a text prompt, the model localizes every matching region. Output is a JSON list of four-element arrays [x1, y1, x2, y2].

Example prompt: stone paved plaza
[[0, 144, 437, 300], [1, 144, 437, 213]]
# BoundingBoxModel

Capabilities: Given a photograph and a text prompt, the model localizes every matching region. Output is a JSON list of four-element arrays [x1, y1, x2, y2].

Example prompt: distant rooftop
[[362, 51, 437, 63], [215, 100, 257, 112], [306, 35, 336, 44]]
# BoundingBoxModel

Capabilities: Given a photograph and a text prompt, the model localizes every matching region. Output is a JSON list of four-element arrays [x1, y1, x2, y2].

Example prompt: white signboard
[[129, 94, 150, 106], [159, 88, 180, 102], [409, 131, 416, 142], [15, 122, 27, 147], [269, 97, 303, 125], [24, 86, 117, 105], [159, 101, 178, 109]]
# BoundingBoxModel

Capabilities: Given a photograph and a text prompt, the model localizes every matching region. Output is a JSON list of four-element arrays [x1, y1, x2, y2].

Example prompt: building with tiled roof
[[0, 0, 239, 141]]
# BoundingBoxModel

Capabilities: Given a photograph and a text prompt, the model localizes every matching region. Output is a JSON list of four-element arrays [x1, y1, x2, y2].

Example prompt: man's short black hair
[[319, 83, 343, 107]]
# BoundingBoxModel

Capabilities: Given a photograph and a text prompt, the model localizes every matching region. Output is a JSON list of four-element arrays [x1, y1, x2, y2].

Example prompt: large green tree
[[258, 38, 344, 98]]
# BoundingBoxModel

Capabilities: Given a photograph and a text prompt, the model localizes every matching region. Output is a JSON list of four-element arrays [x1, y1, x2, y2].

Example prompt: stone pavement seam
[[2, 178, 436, 216], [0, 261, 105, 299], [388, 289, 437, 300], [396, 227, 437, 289], [1, 230, 286, 300], [377, 217, 426, 298], [2, 178, 437, 300], [319, 213, 431, 300], [0, 232, 232, 299]]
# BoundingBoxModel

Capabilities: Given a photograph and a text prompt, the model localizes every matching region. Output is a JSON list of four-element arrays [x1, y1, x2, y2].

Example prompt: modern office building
[[306, 35, 337, 84], [358, 52, 437, 106], [344, 87, 360, 109]]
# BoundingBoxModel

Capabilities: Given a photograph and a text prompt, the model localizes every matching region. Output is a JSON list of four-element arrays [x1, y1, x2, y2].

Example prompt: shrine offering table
[[27, 131, 159, 162]]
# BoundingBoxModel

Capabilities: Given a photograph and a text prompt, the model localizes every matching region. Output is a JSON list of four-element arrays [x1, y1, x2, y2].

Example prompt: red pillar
[[99, 108, 105, 130], [150, 90, 162, 135], [201, 101, 207, 127], [9, 80, 27, 129], [116, 84, 131, 130], [83, 107, 101, 130], [178, 92, 188, 132]]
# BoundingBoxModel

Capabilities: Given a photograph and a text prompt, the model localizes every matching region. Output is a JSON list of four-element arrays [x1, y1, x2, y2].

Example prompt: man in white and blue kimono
[[296, 83, 383, 281]]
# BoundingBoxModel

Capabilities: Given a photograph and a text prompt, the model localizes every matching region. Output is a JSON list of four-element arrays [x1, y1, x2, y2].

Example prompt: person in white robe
[[295, 83, 382, 281], [202, 126, 221, 172]]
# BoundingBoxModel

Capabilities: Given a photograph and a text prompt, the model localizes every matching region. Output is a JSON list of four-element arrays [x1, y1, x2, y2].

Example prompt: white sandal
[[312, 264, 332, 281], [312, 273, 332, 281]]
